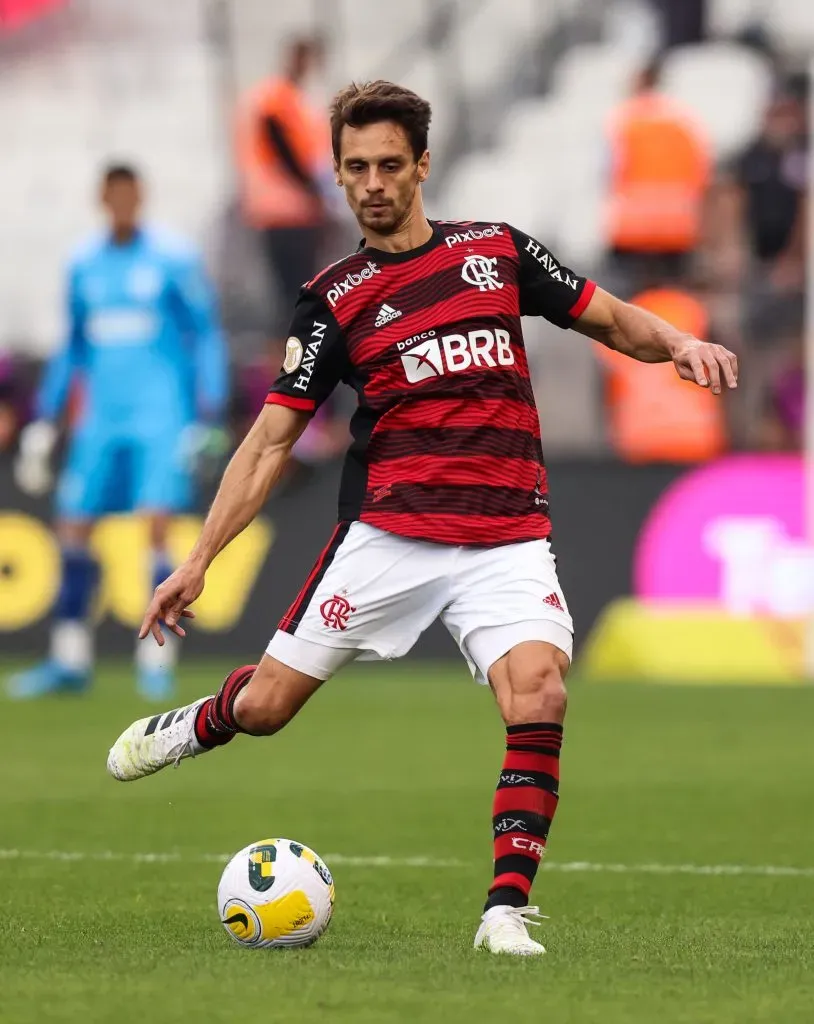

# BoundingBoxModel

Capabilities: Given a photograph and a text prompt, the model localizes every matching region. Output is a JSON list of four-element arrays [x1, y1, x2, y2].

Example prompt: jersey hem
[[353, 514, 553, 549]]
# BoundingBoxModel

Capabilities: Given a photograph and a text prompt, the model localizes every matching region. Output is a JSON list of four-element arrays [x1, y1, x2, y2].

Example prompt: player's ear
[[417, 150, 430, 184], [333, 159, 342, 188]]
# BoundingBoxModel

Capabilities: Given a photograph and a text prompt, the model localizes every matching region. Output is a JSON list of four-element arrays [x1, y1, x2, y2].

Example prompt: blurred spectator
[[604, 58, 712, 296], [596, 281, 728, 462], [234, 37, 332, 336], [712, 82, 808, 344], [0, 350, 32, 453], [648, 0, 706, 48], [757, 336, 803, 451]]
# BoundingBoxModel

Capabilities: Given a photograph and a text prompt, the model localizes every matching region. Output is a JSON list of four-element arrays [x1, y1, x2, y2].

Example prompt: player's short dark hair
[[330, 80, 432, 162], [102, 163, 140, 186]]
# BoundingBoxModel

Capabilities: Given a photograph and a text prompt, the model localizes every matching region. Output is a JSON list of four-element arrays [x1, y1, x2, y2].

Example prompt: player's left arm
[[508, 225, 738, 396], [171, 251, 229, 421], [572, 286, 738, 395]]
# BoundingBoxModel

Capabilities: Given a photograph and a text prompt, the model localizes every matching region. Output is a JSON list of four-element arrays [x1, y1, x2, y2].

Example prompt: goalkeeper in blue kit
[[9, 164, 228, 701]]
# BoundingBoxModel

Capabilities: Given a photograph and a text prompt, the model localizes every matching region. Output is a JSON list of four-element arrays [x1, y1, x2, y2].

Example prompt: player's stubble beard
[[355, 177, 419, 238]]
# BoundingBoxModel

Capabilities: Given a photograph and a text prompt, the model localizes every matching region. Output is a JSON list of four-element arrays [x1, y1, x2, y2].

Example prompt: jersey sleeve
[[507, 225, 596, 328], [36, 261, 87, 421], [172, 251, 230, 422], [266, 288, 348, 414]]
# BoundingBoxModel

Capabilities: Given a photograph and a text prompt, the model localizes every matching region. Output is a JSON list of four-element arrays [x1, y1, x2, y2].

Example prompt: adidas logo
[[374, 303, 403, 327], [542, 592, 564, 612]]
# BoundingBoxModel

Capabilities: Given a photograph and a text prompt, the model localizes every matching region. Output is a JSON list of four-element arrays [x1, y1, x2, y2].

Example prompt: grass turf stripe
[[1, 849, 813, 876]]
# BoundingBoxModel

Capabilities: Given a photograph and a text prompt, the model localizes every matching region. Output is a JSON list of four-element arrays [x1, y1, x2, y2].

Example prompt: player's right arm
[[139, 404, 310, 644], [140, 287, 348, 645], [15, 261, 86, 496], [36, 261, 87, 422]]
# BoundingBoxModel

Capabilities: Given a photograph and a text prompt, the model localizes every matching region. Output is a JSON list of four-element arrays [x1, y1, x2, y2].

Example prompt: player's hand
[[139, 561, 204, 646], [671, 337, 738, 396], [14, 420, 58, 496]]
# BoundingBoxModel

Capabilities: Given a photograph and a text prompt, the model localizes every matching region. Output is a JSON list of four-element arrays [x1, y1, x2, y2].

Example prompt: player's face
[[335, 121, 429, 234], [102, 179, 142, 233]]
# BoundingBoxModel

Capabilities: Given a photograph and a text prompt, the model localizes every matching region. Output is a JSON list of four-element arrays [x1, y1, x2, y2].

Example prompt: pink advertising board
[[634, 455, 810, 614]]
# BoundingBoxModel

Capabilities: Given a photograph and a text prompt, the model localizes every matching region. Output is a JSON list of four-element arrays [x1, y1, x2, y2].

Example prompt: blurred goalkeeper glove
[[178, 423, 231, 484], [14, 420, 58, 497]]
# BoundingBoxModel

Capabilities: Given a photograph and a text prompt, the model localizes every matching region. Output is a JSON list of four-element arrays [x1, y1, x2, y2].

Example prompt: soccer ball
[[217, 837, 335, 949]]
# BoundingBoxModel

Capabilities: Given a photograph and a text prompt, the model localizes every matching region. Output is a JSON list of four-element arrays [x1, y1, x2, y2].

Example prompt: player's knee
[[500, 650, 568, 725], [233, 682, 297, 736]]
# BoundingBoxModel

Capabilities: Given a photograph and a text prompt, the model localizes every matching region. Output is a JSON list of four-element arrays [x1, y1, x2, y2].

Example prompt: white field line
[[0, 849, 813, 877]]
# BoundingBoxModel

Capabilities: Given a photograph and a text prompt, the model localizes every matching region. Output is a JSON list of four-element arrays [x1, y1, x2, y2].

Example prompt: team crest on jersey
[[283, 337, 303, 374], [461, 254, 503, 292]]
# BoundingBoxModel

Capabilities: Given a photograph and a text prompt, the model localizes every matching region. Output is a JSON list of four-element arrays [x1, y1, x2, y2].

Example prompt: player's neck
[[361, 208, 433, 254], [111, 225, 139, 246]]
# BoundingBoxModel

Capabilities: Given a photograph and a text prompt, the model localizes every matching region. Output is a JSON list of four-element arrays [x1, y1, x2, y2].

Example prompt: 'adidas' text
[[375, 303, 403, 327]]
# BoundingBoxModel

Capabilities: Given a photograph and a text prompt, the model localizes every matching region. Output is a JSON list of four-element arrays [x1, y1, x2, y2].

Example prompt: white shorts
[[266, 522, 573, 685]]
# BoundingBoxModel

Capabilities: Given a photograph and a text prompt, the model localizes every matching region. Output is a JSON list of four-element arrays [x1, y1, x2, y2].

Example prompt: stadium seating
[[550, 43, 640, 113], [708, 0, 814, 50], [0, 1, 225, 354], [767, 1, 814, 50], [453, 0, 559, 97], [0, 0, 797, 456], [660, 42, 773, 159]]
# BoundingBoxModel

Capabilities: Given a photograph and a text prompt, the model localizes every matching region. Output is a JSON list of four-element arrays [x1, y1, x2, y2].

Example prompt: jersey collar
[[357, 220, 443, 264]]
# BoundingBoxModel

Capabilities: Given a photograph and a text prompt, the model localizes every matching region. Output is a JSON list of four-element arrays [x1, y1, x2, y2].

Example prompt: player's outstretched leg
[[106, 656, 323, 781], [473, 641, 568, 957]]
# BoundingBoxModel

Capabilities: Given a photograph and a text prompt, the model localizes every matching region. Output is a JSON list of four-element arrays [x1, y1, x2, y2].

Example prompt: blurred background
[[1, 0, 812, 684]]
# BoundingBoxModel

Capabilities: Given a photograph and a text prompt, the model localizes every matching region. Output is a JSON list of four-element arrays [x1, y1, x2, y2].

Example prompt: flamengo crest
[[320, 594, 356, 630], [461, 254, 504, 292]]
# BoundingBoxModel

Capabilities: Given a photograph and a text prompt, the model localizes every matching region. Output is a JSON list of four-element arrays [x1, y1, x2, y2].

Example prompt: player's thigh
[[55, 427, 119, 518], [232, 654, 329, 735], [132, 435, 193, 514], [269, 521, 451, 663], [441, 537, 573, 686]]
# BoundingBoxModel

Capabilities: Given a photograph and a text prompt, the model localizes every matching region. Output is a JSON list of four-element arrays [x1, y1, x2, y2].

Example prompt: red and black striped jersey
[[267, 220, 596, 547]]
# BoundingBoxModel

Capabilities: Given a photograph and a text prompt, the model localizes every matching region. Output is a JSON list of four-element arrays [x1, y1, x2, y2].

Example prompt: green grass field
[[1, 660, 812, 1024]]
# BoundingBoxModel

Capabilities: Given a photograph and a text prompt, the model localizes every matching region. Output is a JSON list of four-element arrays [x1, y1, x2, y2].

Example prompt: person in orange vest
[[235, 37, 332, 330], [605, 58, 712, 295], [596, 282, 728, 462]]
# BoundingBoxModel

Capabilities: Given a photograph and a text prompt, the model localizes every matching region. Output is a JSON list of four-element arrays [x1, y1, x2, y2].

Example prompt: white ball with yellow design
[[218, 838, 335, 948]]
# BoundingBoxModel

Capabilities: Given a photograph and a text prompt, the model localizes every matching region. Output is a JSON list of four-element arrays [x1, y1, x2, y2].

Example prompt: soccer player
[[10, 164, 228, 702], [107, 84, 737, 953]]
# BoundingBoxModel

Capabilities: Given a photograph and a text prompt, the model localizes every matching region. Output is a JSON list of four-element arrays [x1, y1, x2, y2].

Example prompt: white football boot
[[106, 698, 211, 781], [473, 905, 547, 956]]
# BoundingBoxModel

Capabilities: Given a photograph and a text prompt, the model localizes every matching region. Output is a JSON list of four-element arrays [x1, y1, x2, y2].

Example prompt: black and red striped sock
[[193, 664, 256, 749], [485, 721, 563, 911]]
